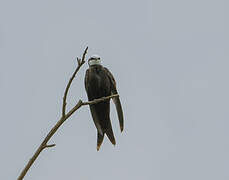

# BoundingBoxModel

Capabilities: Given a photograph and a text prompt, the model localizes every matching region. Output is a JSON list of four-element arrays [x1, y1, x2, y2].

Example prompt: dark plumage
[[84, 56, 124, 151]]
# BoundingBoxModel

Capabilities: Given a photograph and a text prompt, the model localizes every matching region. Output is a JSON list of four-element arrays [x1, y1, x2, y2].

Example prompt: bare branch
[[62, 47, 88, 117], [43, 144, 56, 149], [64, 95, 119, 120], [17, 94, 118, 180], [17, 47, 88, 180], [77, 57, 81, 66], [82, 94, 119, 106], [80, 46, 88, 64]]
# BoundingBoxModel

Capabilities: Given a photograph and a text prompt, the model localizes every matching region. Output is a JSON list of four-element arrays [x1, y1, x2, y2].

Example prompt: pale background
[[0, 0, 228, 179]]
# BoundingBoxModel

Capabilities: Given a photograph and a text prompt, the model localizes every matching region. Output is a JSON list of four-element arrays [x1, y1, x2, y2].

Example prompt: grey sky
[[0, 0, 228, 179]]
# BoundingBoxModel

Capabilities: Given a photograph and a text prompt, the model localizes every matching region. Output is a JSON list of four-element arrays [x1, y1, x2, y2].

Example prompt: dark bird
[[84, 55, 124, 151]]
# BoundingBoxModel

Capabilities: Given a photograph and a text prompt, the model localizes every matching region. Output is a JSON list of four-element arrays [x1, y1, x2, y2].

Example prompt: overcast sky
[[0, 0, 228, 179]]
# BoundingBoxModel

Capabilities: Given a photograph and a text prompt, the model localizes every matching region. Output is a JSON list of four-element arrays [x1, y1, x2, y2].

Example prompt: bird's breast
[[88, 68, 111, 99]]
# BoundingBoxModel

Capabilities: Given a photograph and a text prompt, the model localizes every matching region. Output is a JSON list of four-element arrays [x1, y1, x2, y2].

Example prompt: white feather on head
[[90, 54, 100, 59], [88, 54, 101, 66]]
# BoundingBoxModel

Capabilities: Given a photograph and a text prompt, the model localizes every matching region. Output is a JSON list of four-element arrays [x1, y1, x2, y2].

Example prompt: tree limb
[[62, 47, 88, 117], [82, 94, 119, 106], [17, 47, 119, 180], [43, 144, 56, 149]]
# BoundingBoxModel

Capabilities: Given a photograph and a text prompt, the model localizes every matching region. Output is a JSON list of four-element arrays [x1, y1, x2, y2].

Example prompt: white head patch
[[90, 54, 100, 59], [88, 55, 101, 66]]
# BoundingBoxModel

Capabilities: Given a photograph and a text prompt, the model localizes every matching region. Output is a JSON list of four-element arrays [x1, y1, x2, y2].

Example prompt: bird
[[84, 55, 124, 151]]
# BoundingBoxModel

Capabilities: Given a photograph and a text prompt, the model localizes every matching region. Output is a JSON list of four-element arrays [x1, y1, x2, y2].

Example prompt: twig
[[17, 47, 118, 180], [43, 144, 56, 149], [62, 47, 88, 117], [82, 94, 119, 106]]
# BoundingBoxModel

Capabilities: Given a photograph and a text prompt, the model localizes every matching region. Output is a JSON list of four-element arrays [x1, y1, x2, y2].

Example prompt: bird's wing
[[104, 67, 124, 132], [89, 105, 103, 135], [85, 69, 103, 135]]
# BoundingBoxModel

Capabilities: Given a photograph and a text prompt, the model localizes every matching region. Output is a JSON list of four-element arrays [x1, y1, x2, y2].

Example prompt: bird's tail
[[105, 123, 116, 146], [97, 126, 116, 151], [97, 132, 104, 151], [112, 96, 124, 132]]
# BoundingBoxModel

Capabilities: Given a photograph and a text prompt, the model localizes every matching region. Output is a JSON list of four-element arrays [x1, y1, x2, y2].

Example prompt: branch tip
[[62, 47, 88, 117], [77, 57, 81, 65], [44, 144, 56, 149], [81, 47, 88, 63]]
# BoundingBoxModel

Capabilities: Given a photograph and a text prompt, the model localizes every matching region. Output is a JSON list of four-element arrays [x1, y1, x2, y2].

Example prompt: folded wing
[[104, 67, 124, 132], [84, 69, 103, 135]]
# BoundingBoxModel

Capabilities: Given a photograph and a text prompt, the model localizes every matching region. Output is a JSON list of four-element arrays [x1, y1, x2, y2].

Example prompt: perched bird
[[84, 55, 124, 151]]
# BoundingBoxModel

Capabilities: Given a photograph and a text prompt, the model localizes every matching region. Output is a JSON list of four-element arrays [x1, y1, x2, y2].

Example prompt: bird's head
[[88, 55, 101, 66]]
